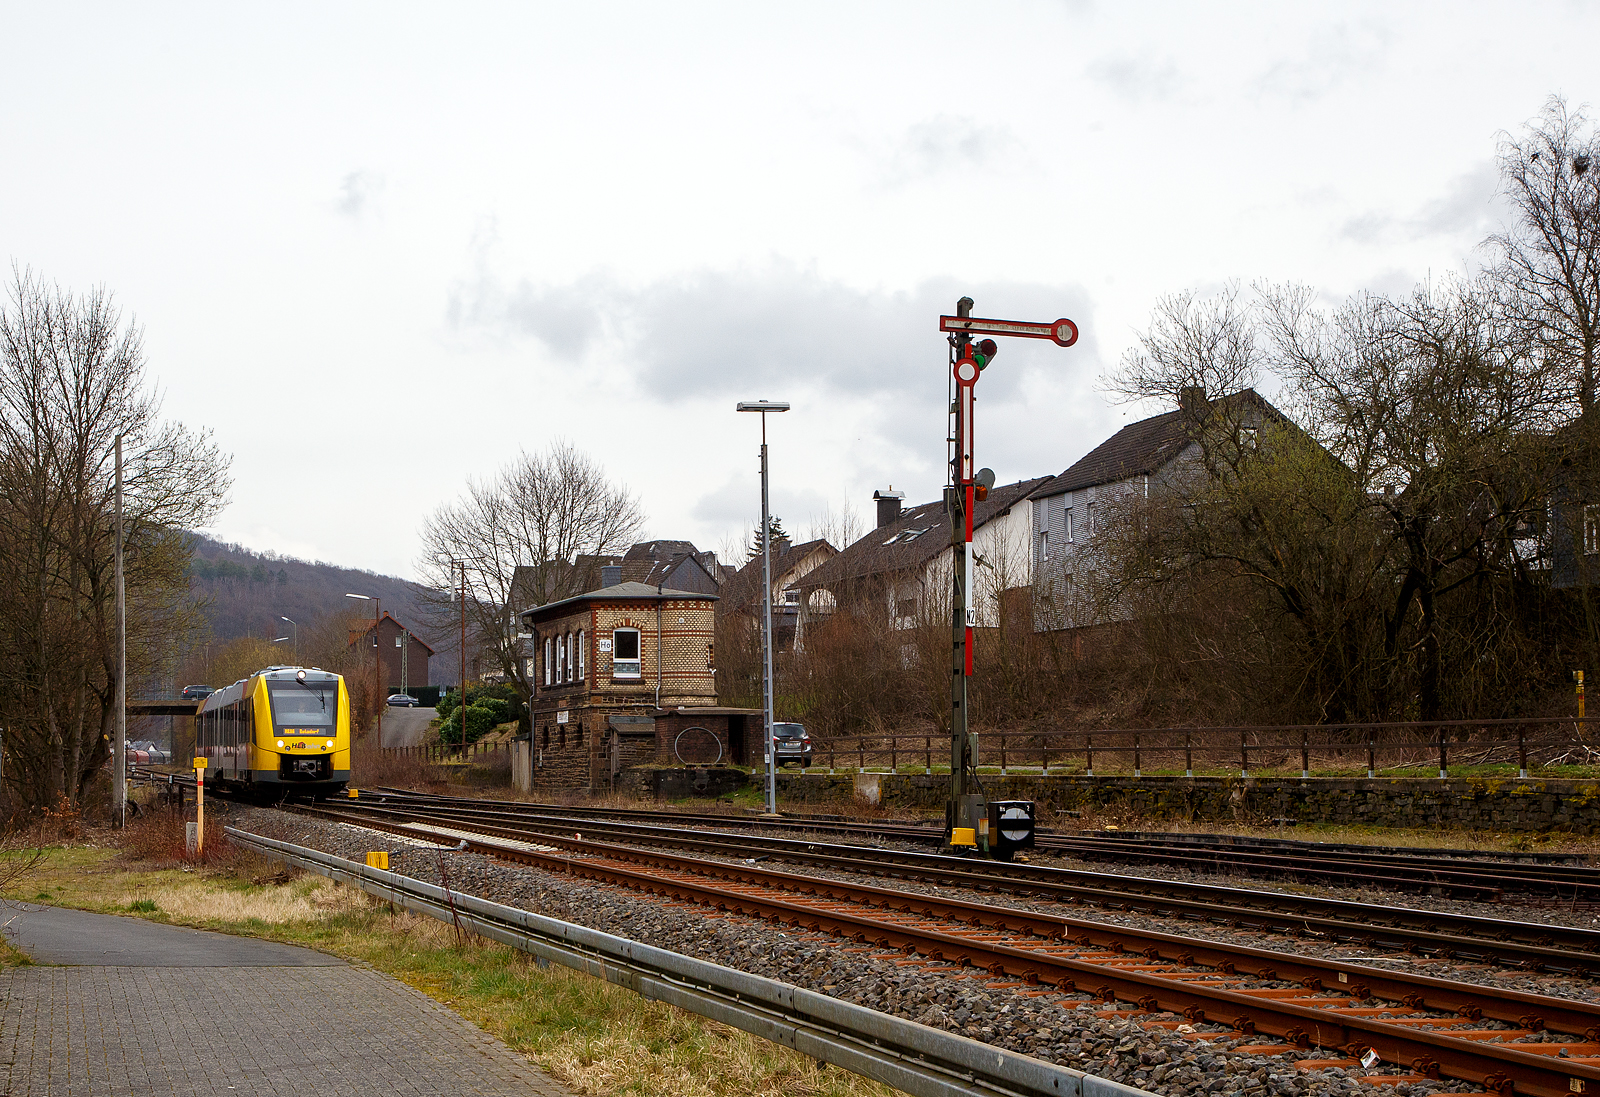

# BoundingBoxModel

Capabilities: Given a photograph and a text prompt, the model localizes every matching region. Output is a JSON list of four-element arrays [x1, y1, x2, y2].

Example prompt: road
[[381, 706, 437, 748]]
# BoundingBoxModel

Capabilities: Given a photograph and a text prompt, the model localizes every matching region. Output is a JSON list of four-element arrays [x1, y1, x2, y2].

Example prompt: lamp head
[[736, 401, 791, 413]]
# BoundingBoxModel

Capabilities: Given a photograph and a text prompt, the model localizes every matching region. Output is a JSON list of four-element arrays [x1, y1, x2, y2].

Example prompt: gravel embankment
[[625, 823, 1600, 1004], [229, 804, 1487, 1096]]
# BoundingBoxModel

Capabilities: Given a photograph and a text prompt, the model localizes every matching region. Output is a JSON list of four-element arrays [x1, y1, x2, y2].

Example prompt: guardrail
[[814, 716, 1600, 780], [226, 827, 1153, 1097]]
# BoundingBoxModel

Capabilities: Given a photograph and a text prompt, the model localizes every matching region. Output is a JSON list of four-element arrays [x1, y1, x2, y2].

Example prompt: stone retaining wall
[[774, 772, 1600, 833]]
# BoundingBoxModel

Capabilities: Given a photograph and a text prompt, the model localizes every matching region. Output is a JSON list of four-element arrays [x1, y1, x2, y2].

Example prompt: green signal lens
[[974, 338, 998, 369]]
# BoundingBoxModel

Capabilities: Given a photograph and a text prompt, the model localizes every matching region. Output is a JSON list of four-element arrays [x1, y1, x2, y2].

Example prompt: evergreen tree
[[747, 517, 789, 562]]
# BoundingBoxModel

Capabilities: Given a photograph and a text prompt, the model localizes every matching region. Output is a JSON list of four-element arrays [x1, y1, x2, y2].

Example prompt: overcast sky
[[4, 3, 1597, 580]]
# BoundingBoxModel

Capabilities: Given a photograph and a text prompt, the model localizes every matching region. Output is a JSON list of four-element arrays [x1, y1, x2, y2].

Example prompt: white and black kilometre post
[[940, 300, 1078, 859]]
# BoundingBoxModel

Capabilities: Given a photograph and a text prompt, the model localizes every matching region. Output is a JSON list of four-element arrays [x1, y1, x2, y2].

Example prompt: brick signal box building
[[520, 576, 760, 792]]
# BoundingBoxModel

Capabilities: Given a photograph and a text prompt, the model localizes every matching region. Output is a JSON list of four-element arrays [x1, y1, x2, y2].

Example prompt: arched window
[[576, 629, 586, 682], [563, 633, 572, 682], [543, 636, 552, 687]]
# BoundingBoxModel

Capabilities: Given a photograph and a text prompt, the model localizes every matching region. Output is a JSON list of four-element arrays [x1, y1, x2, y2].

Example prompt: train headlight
[[325, 740, 333, 749], [277, 740, 285, 748]]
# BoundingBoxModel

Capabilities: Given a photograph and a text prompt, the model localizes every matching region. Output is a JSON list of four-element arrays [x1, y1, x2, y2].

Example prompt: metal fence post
[[1184, 728, 1192, 778], [1240, 728, 1248, 777], [1000, 732, 1008, 776], [1518, 723, 1528, 779], [1041, 735, 1049, 775], [1301, 726, 1310, 782], [1085, 733, 1093, 778], [1366, 726, 1375, 779], [858, 737, 865, 773], [1133, 731, 1141, 779], [1439, 731, 1448, 781], [890, 734, 897, 775], [924, 733, 931, 775]]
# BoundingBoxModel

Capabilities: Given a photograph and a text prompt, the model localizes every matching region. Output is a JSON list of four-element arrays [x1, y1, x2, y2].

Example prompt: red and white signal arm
[[940, 315, 1079, 348]]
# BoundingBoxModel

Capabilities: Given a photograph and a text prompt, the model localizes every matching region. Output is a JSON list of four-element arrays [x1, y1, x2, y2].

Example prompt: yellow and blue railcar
[[196, 666, 350, 797]]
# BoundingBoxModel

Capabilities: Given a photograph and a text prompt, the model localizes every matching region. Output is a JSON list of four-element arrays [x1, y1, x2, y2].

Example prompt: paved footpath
[[0, 902, 578, 1096]]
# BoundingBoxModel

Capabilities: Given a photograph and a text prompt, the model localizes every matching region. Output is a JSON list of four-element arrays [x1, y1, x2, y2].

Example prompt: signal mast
[[940, 297, 1079, 859]]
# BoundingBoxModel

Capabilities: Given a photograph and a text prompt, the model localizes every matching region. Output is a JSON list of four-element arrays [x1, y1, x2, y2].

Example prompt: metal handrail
[[814, 717, 1600, 779], [226, 827, 1153, 1097]]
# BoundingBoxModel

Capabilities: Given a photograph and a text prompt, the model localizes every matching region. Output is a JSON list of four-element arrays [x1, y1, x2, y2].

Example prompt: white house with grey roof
[[1030, 388, 1282, 631], [795, 477, 1048, 640]]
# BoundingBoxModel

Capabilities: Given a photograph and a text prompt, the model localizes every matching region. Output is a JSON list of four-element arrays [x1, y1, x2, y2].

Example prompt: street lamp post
[[737, 400, 790, 816], [345, 593, 382, 746], [114, 434, 126, 828], [280, 617, 297, 664]]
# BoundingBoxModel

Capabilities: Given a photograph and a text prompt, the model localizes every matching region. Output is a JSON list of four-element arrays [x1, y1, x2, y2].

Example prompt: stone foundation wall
[[775, 772, 1600, 834]]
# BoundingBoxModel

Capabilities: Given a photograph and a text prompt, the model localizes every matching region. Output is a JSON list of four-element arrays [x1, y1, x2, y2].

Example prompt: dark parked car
[[772, 722, 812, 767], [387, 693, 419, 707], [181, 684, 214, 699]]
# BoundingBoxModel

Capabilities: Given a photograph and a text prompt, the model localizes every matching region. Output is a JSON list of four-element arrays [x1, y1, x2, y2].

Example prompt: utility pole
[[938, 301, 1077, 858], [460, 561, 468, 747], [114, 434, 127, 828]]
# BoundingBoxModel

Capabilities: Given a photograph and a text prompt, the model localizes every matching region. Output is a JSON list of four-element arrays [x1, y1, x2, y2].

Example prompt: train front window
[[270, 684, 335, 731]]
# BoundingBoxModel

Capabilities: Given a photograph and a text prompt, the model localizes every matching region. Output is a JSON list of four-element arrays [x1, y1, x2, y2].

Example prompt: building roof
[[796, 478, 1047, 591], [349, 611, 436, 654], [520, 580, 718, 623], [1031, 388, 1279, 498], [624, 540, 698, 562], [719, 538, 836, 611]]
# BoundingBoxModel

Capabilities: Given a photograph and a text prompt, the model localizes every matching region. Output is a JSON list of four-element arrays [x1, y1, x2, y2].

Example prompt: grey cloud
[[1087, 56, 1186, 104], [1338, 160, 1499, 245], [449, 261, 1098, 466], [336, 170, 383, 218], [881, 116, 1019, 186], [1251, 21, 1389, 104]]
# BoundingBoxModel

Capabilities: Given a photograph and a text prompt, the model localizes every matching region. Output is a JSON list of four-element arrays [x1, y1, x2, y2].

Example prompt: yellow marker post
[[193, 757, 207, 855], [1579, 671, 1587, 720]]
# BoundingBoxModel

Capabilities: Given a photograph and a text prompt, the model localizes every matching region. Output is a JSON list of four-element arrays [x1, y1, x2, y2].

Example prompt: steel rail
[[223, 826, 1153, 1097], [286, 809, 1600, 1097], [321, 796, 1600, 970], [362, 787, 1600, 898]]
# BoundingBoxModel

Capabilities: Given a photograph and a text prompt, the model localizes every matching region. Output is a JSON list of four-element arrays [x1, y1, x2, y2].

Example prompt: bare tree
[[807, 494, 862, 552], [415, 441, 644, 725], [1492, 96, 1600, 411], [1107, 283, 1264, 415], [0, 269, 229, 813]]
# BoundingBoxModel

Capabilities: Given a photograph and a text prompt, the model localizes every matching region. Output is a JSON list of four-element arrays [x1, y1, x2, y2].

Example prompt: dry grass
[[1, 843, 895, 1097]]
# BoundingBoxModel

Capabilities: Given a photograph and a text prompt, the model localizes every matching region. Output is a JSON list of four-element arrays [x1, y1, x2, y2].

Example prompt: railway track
[[356, 788, 1600, 903], [291, 798, 1600, 1096], [326, 789, 1600, 974]]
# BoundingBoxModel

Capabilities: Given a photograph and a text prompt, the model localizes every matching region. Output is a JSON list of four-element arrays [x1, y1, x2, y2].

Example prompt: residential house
[[794, 478, 1047, 636], [719, 536, 838, 652], [347, 612, 434, 692], [518, 572, 760, 793], [1029, 387, 1285, 631]]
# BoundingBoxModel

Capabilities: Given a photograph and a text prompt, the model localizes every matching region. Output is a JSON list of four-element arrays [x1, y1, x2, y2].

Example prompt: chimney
[[874, 487, 905, 528], [1178, 385, 1206, 417], [600, 565, 622, 587], [773, 535, 792, 557]]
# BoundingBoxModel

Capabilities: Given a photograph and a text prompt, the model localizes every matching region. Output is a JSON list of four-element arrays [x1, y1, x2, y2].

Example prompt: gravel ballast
[[227, 804, 1493, 1096]]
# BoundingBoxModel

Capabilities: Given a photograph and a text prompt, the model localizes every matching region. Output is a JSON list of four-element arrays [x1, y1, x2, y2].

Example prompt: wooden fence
[[808, 717, 1600, 780]]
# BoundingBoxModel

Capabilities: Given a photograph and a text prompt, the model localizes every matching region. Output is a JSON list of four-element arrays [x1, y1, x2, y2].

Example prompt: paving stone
[[0, 905, 574, 1097]]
